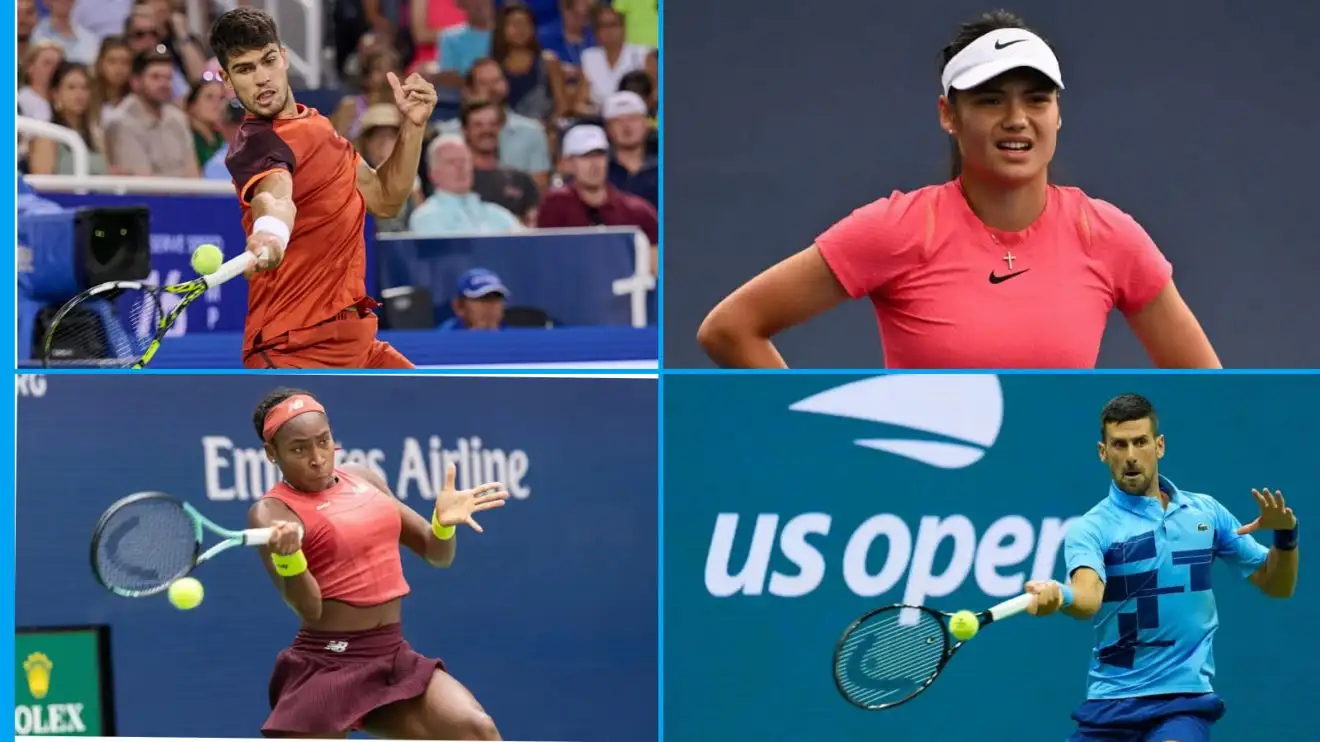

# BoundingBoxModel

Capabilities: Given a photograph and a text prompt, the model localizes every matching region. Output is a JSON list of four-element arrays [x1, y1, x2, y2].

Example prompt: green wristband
[[271, 549, 308, 577]]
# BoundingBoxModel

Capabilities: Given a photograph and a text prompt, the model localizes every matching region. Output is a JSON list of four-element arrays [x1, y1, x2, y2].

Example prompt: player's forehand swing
[[1023, 393, 1299, 742], [210, 8, 436, 369]]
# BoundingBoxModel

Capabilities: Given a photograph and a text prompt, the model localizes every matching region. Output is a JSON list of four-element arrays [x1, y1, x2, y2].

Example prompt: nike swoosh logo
[[988, 269, 1030, 284], [994, 39, 1028, 50]]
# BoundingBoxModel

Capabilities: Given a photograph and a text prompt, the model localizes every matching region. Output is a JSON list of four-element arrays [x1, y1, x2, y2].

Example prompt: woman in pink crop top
[[697, 11, 1221, 371], [248, 387, 509, 740]]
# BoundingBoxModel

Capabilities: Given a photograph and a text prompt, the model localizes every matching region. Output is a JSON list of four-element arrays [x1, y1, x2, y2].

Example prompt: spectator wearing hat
[[411, 135, 522, 236], [104, 47, 197, 177], [355, 103, 425, 233], [538, 124, 657, 275], [357, 103, 403, 169], [203, 98, 246, 180], [603, 91, 657, 207], [439, 268, 510, 331], [618, 69, 657, 116]]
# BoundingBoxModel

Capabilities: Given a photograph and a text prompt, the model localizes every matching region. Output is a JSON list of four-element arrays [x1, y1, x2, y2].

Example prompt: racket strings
[[44, 287, 165, 366], [836, 609, 946, 708], [93, 498, 198, 596]]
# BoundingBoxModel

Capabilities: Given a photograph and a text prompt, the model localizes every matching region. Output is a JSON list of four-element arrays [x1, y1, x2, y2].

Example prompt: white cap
[[603, 91, 648, 120], [940, 28, 1064, 97], [562, 124, 609, 157]]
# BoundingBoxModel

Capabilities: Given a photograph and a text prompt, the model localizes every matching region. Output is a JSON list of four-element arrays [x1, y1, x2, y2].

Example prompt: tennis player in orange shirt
[[210, 8, 433, 369]]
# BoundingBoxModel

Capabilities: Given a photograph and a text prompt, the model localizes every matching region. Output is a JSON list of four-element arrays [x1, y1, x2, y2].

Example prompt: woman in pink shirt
[[698, 11, 1221, 370]]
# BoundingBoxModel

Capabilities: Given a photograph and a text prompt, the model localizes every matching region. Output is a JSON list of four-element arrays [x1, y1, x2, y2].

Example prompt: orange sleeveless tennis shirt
[[261, 467, 410, 606], [225, 104, 370, 356]]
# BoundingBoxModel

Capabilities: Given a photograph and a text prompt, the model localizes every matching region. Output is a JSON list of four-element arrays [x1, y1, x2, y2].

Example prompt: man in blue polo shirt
[[1026, 393, 1299, 742]]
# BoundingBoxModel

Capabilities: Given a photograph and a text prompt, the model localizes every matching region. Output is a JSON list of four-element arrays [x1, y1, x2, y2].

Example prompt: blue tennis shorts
[[1066, 693, 1225, 742]]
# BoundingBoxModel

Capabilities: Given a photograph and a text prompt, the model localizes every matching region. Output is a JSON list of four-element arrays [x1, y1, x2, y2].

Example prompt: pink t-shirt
[[816, 181, 1173, 369]]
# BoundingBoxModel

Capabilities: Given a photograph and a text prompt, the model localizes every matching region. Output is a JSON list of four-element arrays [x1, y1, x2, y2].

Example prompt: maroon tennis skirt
[[262, 623, 445, 736]]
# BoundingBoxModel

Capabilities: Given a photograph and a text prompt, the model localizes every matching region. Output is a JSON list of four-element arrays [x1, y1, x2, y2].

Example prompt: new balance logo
[[325, 641, 348, 653], [788, 375, 1004, 469]]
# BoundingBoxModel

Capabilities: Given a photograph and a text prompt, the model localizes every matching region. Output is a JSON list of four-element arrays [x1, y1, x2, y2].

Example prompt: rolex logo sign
[[15, 628, 106, 736], [23, 653, 52, 700]]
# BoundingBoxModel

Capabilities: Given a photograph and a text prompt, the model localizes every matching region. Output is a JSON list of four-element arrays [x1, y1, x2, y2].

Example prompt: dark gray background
[[663, 0, 1315, 368]]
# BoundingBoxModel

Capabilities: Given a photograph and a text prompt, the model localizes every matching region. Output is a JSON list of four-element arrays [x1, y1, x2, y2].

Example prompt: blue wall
[[17, 374, 657, 742], [663, 1, 1320, 368], [664, 374, 1315, 741]]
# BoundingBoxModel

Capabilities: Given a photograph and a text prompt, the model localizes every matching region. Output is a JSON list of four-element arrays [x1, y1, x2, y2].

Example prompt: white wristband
[[252, 215, 291, 248]]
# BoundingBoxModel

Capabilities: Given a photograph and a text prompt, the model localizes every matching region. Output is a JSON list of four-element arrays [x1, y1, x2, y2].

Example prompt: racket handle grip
[[242, 524, 304, 547], [203, 247, 267, 288], [987, 593, 1034, 622]]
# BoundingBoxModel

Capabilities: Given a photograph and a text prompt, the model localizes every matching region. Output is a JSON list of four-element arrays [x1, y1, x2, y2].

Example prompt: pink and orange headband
[[262, 394, 326, 442]]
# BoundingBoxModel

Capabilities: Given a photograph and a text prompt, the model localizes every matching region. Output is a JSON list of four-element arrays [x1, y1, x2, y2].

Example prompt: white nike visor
[[940, 28, 1064, 97]]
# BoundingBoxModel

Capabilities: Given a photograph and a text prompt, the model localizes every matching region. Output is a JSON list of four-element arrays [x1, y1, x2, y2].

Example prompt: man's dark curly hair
[[209, 7, 281, 71]]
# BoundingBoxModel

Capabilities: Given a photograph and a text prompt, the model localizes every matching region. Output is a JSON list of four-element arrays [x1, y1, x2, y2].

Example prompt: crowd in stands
[[17, 0, 660, 272]]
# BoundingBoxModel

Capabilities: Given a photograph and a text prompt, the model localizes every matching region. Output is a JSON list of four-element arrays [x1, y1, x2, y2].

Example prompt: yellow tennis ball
[[190, 243, 223, 275], [949, 610, 979, 641], [168, 577, 204, 610]]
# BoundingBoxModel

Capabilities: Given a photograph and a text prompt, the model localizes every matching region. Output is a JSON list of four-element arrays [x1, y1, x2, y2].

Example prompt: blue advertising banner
[[663, 374, 1315, 742], [377, 230, 655, 328], [16, 374, 657, 742]]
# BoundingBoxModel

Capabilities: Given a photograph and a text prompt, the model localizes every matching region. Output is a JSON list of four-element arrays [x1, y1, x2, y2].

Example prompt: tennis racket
[[40, 248, 265, 369], [832, 593, 1034, 711], [89, 491, 297, 598]]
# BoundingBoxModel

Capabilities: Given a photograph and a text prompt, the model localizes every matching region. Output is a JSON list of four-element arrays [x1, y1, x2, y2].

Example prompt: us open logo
[[787, 374, 1005, 469]]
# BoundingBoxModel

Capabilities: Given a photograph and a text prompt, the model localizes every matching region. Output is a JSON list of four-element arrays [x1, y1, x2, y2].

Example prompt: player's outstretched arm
[[424, 463, 509, 568], [246, 171, 297, 274], [357, 72, 437, 217], [1057, 519, 1107, 620], [1249, 546, 1299, 599], [1061, 568, 1104, 619], [1236, 489, 1299, 599], [1024, 571, 1102, 619], [248, 498, 323, 621], [697, 245, 850, 368]]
